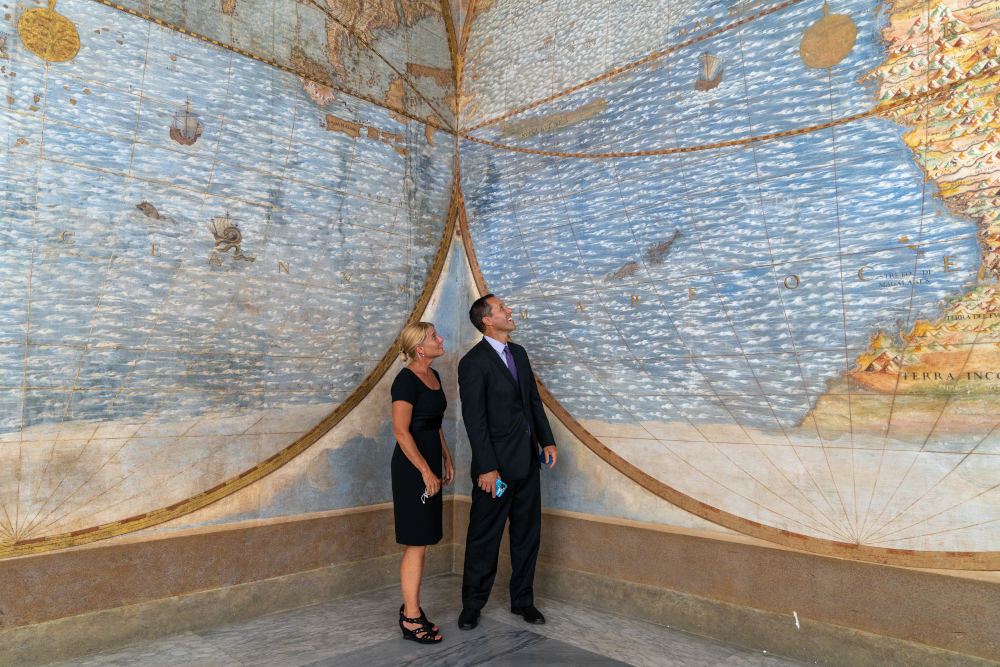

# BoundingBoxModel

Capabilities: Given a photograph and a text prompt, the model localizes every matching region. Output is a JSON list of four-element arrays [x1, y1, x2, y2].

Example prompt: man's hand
[[478, 470, 501, 498], [542, 446, 558, 469]]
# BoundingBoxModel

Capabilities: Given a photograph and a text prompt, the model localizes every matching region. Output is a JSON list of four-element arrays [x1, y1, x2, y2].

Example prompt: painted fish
[[647, 228, 683, 265], [604, 260, 640, 283]]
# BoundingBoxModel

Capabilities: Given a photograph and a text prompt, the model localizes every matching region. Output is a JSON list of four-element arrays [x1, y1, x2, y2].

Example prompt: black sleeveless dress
[[390, 367, 446, 546]]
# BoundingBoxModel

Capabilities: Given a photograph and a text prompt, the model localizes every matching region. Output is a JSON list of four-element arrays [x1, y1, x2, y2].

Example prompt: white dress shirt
[[483, 334, 509, 361], [483, 334, 532, 437]]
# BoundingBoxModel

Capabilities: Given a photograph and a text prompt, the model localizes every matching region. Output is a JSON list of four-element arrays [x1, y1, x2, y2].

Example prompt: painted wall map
[[0, 0, 452, 550], [459, 0, 1000, 559], [108, 0, 456, 130]]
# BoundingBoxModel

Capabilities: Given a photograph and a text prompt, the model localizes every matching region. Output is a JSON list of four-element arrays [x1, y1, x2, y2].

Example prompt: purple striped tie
[[503, 346, 519, 387], [504, 346, 529, 435]]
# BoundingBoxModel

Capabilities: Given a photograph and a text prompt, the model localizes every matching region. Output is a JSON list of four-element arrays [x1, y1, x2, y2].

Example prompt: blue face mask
[[496, 479, 507, 497]]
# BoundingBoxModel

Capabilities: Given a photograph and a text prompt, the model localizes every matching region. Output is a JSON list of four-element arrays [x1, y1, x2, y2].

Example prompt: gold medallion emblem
[[18, 0, 80, 63], [800, 1, 856, 69]]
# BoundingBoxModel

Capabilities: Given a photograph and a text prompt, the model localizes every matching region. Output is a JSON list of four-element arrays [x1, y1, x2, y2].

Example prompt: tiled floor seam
[[196, 635, 249, 667]]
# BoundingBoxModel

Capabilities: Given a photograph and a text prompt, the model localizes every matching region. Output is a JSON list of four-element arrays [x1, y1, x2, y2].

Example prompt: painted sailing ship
[[694, 51, 724, 91], [169, 99, 204, 146]]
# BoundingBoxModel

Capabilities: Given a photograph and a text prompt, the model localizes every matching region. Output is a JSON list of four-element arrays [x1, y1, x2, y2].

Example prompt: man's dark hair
[[469, 294, 496, 333]]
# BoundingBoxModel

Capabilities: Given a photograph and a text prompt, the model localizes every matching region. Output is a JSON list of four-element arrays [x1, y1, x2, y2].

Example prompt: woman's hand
[[421, 468, 442, 497], [439, 430, 455, 487]]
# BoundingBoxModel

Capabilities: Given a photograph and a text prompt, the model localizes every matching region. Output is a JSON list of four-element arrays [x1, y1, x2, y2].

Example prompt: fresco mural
[[0, 0, 453, 554], [107, 0, 456, 130], [140, 230, 741, 538], [10, 0, 1000, 569], [459, 0, 1000, 558], [144, 240, 481, 532]]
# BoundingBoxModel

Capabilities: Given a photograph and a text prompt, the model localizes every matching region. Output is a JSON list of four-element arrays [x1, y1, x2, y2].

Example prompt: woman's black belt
[[409, 416, 443, 431]]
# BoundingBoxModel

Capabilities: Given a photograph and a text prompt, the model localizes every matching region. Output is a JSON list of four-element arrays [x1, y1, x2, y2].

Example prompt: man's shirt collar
[[483, 334, 507, 358]]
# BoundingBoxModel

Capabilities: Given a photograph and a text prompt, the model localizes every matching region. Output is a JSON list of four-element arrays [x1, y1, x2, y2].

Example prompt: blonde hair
[[398, 322, 434, 362]]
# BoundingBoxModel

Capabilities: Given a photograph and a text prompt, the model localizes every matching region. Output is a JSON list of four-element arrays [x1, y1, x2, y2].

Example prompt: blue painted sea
[[0, 0, 453, 534], [461, 0, 981, 433]]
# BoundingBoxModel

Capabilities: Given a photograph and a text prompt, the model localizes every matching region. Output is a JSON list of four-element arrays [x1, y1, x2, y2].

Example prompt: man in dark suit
[[457, 294, 558, 630]]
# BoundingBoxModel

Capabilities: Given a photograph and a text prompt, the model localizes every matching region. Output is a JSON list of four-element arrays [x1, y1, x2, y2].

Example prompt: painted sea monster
[[207, 212, 255, 262], [135, 201, 163, 219], [646, 228, 683, 266]]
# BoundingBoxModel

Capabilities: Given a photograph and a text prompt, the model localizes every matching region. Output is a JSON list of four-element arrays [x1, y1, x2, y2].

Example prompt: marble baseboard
[[453, 499, 1000, 664], [536, 561, 1000, 667], [8, 497, 1000, 667], [0, 544, 455, 667], [3, 500, 456, 629], [452, 542, 997, 667]]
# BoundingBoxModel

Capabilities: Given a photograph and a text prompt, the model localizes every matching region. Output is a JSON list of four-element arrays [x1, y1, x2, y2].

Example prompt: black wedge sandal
[[398, 604, 438, 632], [419, 607, 438, 632], [399, 607, 442, 644]]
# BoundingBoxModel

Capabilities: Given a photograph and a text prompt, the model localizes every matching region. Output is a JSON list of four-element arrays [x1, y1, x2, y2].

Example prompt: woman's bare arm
[[392, 400, 441, 497], [439, 428, 454, 485]]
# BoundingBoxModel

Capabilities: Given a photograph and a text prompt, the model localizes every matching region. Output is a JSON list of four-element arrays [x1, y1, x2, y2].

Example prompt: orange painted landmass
[[386, 77, 410, 125], [498, 98, 607, 138], [426, 114, 439, 147], [322, 0, 435, 84], [325, 114, 362, 138], [406, 62, 453, 88], [808, 0, 1000, 432]]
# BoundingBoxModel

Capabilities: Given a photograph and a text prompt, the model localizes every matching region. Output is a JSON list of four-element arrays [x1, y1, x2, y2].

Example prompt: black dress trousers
[[461, 465, 541, 610]]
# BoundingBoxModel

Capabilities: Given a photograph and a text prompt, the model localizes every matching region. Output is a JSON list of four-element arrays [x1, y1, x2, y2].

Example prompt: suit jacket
[[458, 337, 556, 481]]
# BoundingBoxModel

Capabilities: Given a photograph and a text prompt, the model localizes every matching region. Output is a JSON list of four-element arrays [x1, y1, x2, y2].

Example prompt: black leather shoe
[[510, 604, 546, 624], [458, 607, 480, 630]]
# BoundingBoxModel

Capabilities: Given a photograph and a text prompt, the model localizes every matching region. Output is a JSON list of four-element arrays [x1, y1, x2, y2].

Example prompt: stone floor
[[48, 574, 807, 667]]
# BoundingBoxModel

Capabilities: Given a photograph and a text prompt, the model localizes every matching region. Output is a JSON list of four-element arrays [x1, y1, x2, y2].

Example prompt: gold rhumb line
[[463, 0, 808, 133], [458, 64, 1000, 159]]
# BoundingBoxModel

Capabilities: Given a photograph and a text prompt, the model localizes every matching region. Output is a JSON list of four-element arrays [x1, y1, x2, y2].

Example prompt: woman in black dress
[[391, 321, 454, 644]]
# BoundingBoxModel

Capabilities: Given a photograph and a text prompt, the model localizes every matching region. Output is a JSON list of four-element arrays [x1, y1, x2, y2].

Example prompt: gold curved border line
[[459, 63, 1000, 159], [440, 0, 461, 96], [456, 183, 1000, 570], [456, 0, 480, 89], [0, 171, 461, 559]]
